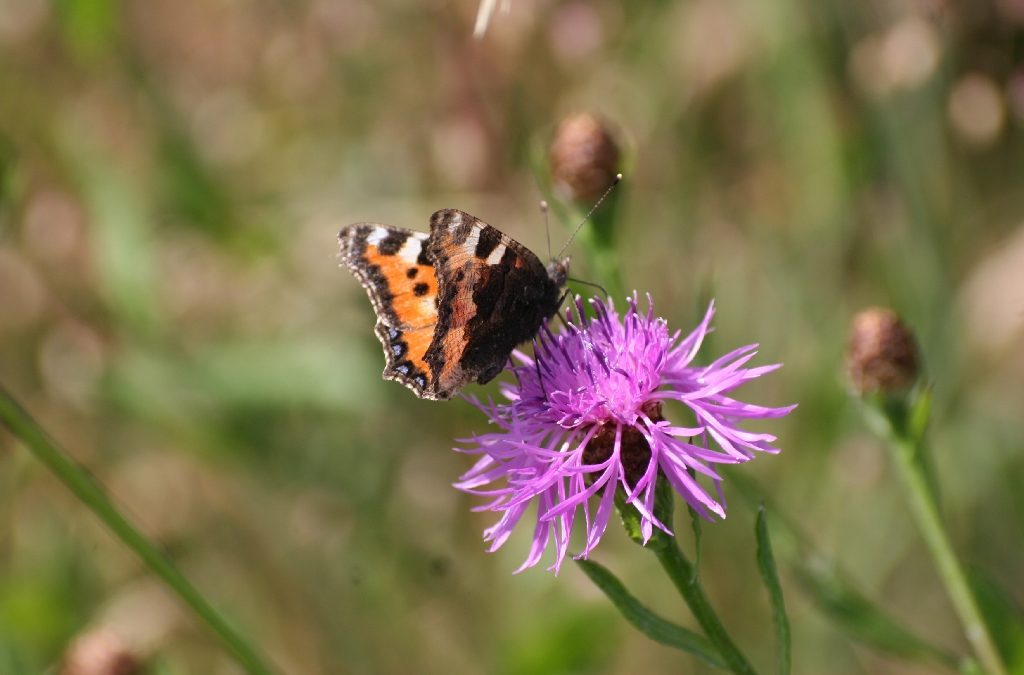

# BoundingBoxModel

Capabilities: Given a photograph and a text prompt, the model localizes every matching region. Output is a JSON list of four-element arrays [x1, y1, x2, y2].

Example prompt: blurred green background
[[1, 0, 1023, 673]]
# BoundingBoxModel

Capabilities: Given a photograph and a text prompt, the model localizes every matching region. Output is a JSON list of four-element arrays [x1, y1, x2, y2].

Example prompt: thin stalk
[[0, 386, 279, 675], [652, 538, 760, 675], [888, 433, 1006, 675]]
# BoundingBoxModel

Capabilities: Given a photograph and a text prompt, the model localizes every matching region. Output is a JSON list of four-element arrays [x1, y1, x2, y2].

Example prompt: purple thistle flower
[[455, 295, 795, 573]]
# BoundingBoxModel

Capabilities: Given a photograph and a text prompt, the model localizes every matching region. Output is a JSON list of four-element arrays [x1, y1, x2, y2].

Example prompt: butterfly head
[[546, 257, 570, 289]]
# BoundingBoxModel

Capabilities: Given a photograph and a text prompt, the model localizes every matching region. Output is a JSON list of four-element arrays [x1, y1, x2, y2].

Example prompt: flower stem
[[887, 433, 1007, 675], [652, 538, 760, 675], [0, 386, 280, 675]]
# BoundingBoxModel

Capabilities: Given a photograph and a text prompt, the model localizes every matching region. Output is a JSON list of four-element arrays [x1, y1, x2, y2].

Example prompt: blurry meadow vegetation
[[1, 0, 1023, 673]]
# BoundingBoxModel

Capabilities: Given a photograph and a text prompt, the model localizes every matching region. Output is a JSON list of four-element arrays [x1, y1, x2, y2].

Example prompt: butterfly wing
[[424, 209, 563, 395], [338, 224, 445, 398]]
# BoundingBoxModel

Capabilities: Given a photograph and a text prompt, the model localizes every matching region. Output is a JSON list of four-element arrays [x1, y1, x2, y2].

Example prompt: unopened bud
[[549, 113, 621, 204], [847, 307, 921, 395], [61, 630, 140, 675]]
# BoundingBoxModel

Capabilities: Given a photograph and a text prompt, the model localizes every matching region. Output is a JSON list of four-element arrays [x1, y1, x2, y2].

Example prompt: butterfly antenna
[[555, 173, 622, 260], [567, 276, 609, 299], [540, 199, 552, 261]]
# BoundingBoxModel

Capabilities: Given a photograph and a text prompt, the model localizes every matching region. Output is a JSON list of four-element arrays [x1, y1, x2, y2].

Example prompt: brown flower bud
[[846, 307, 921, 395], [61, 630, 140, 675], [549, 113, 621, 204]]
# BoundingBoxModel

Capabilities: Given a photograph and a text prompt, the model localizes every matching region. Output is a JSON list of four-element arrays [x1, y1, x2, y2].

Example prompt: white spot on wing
[[485, 243, 506, 265], [397, 237, 423, 264], [463, 229, 480, 253], [366, 227, 389, 246]]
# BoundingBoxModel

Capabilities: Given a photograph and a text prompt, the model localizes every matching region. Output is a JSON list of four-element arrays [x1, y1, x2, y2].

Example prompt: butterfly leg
[[551, 289, 573, 331], [532, 344, 549, 402]]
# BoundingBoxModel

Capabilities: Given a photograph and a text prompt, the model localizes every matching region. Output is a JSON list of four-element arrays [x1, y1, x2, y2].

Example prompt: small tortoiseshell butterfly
[[338, 209, 568, 400]]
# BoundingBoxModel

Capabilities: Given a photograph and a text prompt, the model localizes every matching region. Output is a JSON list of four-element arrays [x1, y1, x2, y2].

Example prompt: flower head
[[455, 295, 795, 572], [549, 113, 622, 204], [846, 307, 920, 395]]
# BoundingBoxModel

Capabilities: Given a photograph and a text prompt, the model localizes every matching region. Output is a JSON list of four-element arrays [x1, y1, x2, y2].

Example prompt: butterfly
[[338, 209, 569, 400]]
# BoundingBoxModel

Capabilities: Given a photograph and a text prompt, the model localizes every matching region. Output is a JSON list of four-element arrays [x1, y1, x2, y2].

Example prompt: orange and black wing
[[338, 224, 445, 399]]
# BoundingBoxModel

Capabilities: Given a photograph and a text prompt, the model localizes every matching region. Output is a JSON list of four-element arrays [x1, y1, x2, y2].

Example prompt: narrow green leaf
[[730, 471, 958, 669], [901, 387, 942, 504], [907, 385, 933, 445], [756, 506, 791, 675], [796, 554, 958, 667], [650, 509, 759, 673], [969, 569, 1024, 672], [0, 387, 280, 675], [575, 559, 726, 669]]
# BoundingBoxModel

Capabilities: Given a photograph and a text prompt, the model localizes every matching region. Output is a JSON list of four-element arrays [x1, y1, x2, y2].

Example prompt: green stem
[[888, 433, 1007, 675], [0, 386, 279, 675], [652, 538, 760, 675]]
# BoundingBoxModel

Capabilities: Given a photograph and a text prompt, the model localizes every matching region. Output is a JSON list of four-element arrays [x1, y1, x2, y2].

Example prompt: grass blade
[[0, 385, 280, 675], [756, 506, 791, 675], [731, 471, 959, 669], [575, 559, 726, 669]]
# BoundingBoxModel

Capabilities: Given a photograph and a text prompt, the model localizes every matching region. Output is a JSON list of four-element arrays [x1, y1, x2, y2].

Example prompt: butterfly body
[[339, 209, 567, 400]]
